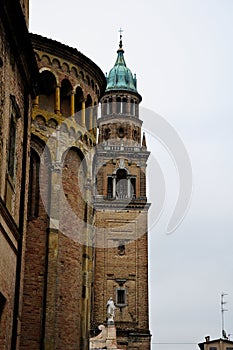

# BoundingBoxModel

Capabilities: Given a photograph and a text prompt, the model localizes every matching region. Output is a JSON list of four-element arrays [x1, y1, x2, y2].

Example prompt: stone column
[[89, 104, 93, 131], [127, 177, 131, 198], [93, 104, 98, 138], [81, 100, 86, 128], [113, 176, 116, 198], [55, 85, 60, 114], [70, 91, 75, 116], [120, 100, 123, 114]]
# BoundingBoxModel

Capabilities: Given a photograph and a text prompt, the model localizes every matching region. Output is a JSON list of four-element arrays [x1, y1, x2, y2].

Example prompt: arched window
[[39, 70, 56, 113], [75, 87, 84, 113], [60, 79, 72, 118], [74, 86, 84, 124], [116, 169, 127, 199], [106, 170, 136, 200], [28, 149, 40, 219], [85, 94, 92, 129]]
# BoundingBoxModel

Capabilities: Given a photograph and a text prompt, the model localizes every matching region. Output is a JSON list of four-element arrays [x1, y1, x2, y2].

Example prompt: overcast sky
[[29, 1, 233, 349]]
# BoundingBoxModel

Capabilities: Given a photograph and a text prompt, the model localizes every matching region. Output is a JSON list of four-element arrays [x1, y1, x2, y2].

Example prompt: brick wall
[[0, 232, 17, 350], [20, 146, 50, 349], [0, 12, 33, 350], [55, 148, 85, 348], [20, 146, 87, 349], [93, 210, 150, 349]]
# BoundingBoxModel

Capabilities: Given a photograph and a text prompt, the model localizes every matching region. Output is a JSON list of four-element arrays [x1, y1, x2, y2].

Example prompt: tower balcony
[[93, 195, 150, 210], [102, 144, 142, 153]]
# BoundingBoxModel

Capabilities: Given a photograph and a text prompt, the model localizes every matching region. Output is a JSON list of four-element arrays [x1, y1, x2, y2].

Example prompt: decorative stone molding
[[90, 324, 120, 350]]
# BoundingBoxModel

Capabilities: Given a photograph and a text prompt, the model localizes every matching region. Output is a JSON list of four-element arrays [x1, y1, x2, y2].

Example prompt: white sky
[[29, 1, 233, 349]]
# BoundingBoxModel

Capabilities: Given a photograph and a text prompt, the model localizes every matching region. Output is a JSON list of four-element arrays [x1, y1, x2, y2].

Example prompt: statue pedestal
[[106, 324, 118, 349], [90, 323, 119, 349]]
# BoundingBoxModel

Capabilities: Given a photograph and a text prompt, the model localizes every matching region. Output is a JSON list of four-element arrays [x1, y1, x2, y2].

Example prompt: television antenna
[[221, 293, 228, 339]]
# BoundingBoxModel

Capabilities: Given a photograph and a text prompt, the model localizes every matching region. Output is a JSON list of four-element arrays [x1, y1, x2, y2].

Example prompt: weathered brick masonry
[[92, 37, 151, 349], [0, 2, 151, 349], [0, 1, 37, 349]]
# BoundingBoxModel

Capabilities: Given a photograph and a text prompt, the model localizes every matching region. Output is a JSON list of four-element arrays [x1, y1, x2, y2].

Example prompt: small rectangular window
[[116, 288, 126, 306], [209, 347, 217, 350]]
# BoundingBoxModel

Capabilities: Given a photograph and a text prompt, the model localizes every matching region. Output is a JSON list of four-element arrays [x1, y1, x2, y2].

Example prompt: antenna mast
[[221, 293, 228, 339]]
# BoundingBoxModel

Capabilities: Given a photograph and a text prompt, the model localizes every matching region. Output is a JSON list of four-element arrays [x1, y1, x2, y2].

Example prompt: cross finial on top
[[118, 28, 124, 49], [118, 27, 124, 40]]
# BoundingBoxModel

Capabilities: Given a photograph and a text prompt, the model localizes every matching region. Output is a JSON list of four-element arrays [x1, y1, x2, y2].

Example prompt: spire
[[119, 35, 123, 49], [115, 30, 126, 67], [142, 132, 147, 149], [105, 30, 138, 92], [117, 28, 124, 53]]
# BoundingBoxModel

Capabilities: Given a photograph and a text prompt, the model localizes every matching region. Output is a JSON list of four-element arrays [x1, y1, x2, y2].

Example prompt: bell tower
[[93, 36, 151, 350]]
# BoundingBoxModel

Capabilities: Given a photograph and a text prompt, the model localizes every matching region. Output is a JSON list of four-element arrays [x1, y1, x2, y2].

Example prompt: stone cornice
[[101, 89, 142, 102], [94, 199, 150, 211], [96, 147, 150, 161], [97, 114, 143, 127]]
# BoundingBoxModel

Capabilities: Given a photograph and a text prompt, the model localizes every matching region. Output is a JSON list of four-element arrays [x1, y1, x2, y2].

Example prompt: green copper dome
[[106, 37, 137, 92]]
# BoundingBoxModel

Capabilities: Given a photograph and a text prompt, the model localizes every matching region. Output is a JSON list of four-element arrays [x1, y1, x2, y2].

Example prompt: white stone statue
[[107, 297, 116, 323]]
